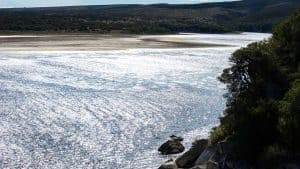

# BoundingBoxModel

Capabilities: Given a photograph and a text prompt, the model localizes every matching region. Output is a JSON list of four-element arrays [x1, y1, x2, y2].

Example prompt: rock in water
[[176, 139, 208, 168], [158, 159, 178, 169], [158, 135, 185, 155], [170, 135, 184, 142]]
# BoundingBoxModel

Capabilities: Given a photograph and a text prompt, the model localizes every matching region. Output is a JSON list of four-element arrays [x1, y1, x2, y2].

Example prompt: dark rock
[[206, 160, 219, 169], [278, 163, 300, 169], [191, 165, 206, 169], [215, 137, 236, 169], [235, 160, 252, 169], [195, 145, 218, 165], [158, 135, 185, 155], [224, 159, 235, 169], [221, 159, 252, 169], [170, 135, 184, 142], [158, 159, 178, 169], [176, 139, 208, 168], [190, 160, 219, 169], [217, 137, 235, 155]]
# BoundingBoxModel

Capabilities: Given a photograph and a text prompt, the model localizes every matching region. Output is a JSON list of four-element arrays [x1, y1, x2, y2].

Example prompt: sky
[[0, 0, 236, 8]]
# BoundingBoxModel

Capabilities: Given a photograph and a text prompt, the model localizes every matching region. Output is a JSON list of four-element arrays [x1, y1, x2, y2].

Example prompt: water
[[0, 33, 270, 168]]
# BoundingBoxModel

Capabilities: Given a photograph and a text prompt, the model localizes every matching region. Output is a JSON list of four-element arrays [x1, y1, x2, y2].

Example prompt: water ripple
[[0, 33, 271, 169]]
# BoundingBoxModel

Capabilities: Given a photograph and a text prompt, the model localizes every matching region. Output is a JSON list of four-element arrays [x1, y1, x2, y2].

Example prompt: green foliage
[[212, 9, 300, 162], [272, 11, 300, 72], [210, 126, 227, 144], [278, 79, 300, 154]]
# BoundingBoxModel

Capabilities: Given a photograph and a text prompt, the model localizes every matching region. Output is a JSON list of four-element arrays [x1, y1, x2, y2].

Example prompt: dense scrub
[[211, 9, 300, 166], [0, 0, 299, 34]]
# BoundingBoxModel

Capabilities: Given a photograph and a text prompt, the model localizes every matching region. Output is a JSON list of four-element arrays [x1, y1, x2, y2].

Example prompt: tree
[[211, 9, 300, 162], [278, 79, 300, 155]]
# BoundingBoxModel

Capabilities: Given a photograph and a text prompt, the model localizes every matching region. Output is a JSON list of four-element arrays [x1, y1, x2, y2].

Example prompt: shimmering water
[[0, 33, 270, 169]]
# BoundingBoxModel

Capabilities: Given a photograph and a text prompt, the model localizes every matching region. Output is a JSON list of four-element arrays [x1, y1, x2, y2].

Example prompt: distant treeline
[[0, 0, 300, 34]]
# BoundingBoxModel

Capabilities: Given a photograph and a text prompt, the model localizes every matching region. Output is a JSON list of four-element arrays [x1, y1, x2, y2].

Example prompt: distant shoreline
[[0, 34, 230, 51]]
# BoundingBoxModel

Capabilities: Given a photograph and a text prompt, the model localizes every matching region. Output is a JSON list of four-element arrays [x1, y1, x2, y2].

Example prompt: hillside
[[0, 0, 300, 34]]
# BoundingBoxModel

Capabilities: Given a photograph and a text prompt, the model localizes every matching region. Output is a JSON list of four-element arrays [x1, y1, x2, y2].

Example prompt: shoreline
[[0, 34, 231, 51]]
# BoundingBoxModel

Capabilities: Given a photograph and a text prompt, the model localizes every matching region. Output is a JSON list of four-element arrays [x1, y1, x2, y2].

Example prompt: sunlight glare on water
[[0, 33, 270, 168]]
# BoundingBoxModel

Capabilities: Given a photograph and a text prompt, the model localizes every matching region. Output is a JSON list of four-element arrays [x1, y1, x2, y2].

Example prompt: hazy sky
[[0, 0, 237, 8]]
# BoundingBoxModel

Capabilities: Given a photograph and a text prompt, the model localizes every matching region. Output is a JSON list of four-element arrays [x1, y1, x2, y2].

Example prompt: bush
[[212, 9, 300, 162], [278, 79, 300, 155]]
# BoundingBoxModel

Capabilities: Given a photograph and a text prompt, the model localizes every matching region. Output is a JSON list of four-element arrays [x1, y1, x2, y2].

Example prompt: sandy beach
[[0, 34, 228, 51]]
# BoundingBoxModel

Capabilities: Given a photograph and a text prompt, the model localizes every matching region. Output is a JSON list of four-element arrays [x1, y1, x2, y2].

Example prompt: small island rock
[[158, 135, 185, 155]]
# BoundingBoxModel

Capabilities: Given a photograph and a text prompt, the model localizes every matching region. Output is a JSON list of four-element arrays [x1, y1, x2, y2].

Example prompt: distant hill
[[0, 0, 299, 34]]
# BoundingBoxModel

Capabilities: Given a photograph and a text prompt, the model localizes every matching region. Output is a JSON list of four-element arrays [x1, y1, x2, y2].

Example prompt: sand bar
[[0, 34, 229, 51]]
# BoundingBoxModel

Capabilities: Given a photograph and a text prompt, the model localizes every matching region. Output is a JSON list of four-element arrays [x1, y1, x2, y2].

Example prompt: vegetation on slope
[[0, 0, 299, 34], [211, 9, 300, 166]]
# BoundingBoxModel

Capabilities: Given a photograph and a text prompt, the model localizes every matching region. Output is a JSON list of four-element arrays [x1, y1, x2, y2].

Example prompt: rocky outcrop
[[158, 135, 185, 155], [158, 159, 178, 169], [176, 139, 208, 168], [158, 137, 226, 169], [158, 136, 300, 169], [195, 145, 217, 165], [206, 160, 219, 169], [190, 165, 206, 169], [157, 136, 257, 169]]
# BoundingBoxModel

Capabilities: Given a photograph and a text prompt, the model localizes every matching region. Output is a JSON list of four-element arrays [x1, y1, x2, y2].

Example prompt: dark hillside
[[0, 0, 299, 34]]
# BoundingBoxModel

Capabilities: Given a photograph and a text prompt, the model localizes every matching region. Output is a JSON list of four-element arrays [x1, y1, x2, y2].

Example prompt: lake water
[[0, 33, 270, 168]]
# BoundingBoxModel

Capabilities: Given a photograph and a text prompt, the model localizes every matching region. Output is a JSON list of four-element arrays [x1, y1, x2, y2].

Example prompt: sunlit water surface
[[0, 33, 270, 168]]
